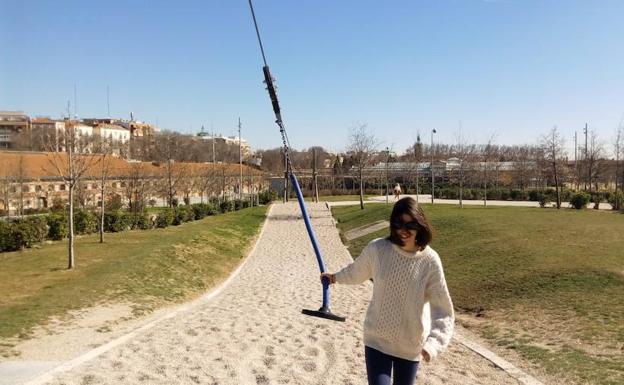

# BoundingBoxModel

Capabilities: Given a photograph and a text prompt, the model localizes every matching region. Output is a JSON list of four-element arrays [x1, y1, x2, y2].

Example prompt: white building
[[94, 124, 130, 143]]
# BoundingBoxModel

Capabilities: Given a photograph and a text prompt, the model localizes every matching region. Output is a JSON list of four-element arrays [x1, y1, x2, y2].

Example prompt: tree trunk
[[68, 185, 75, 269], [359, 168, 364, 210], [99, 183, 105, 243], [459, 166, 464, 209]]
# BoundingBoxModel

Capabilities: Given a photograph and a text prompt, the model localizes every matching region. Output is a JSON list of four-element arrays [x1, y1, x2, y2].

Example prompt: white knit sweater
[[335, 238, 454, 361]]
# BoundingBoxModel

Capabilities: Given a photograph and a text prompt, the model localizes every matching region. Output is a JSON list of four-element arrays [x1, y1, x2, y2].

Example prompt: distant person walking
[[322, 197, 454, 385], [393, 183, 402, 200]]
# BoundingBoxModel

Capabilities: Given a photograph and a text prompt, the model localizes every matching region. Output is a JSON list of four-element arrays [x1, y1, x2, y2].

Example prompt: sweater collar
[[390, 241, 428, 258]]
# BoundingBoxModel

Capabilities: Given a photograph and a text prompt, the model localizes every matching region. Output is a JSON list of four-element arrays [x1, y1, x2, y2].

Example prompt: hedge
[[0, 200, 259, 253]]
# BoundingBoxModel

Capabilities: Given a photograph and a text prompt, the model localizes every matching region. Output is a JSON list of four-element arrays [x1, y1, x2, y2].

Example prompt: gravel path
[[33, 203, 524, 385]]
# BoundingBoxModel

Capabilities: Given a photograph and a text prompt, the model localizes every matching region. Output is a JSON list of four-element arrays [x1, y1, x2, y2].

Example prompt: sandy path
[[35, 203, 523, 385]]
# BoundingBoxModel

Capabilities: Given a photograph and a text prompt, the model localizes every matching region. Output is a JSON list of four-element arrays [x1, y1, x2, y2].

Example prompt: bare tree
[[0, 167, 11, 217], [16, 155, 26, 217], [347, 123, 377, 209], [453, 127, 473, 209], [46, 120, 99, 269], [481, 134, 497, 206], [541, 126, 566, 209], [125, 162, 154, 220], [586, 130, 604, 192], [154, 132, 188, 207]]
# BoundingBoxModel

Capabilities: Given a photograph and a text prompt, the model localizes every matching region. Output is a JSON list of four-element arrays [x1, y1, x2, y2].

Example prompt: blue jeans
[[365, 346, 419, 385]]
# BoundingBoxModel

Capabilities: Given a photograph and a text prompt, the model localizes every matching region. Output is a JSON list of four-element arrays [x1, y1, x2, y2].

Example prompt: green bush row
[[0, 198, 268, 252]]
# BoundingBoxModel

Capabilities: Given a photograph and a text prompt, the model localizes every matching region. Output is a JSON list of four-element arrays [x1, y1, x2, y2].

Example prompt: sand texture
[[37, 203, 524, 385]]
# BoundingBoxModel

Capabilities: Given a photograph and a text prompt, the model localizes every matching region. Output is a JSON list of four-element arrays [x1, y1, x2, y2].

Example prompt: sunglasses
[[390, 220, 419, 231]]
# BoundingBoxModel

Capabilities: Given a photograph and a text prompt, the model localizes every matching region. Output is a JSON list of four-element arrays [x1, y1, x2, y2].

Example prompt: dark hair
[[387, 197, 433, 250]]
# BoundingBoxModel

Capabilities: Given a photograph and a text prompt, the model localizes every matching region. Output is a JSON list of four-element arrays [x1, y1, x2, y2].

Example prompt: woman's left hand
[[421, 350, 431, 362]]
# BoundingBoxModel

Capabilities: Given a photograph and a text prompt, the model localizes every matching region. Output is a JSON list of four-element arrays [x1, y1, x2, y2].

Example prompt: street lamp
[[431, 129, 437, 204], [385, 147, 390, 204]]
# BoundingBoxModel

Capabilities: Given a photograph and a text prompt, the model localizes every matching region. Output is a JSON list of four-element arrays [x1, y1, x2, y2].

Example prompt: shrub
[[103, 211, 131, 232], [4, 218, 47, 251], [0, 221, 10, 252], [537, 193, 548, 208], [205, 203, 218, 216], [592, 195, 603, 210], [183, 196, 191, 206], [132, 211, 152, 230], [509, 189, 526, 201], [608, 191, 624, 211], [47, 213, 68, 240], [74, 210, 97, 235], [156, 208, 174, 228], [570, 192, 590, 209], [258, 190, 278, 205], [191, 204, 204, 220], [220, 200, 234, 213], [191, 203, 214, 220], [234, 199, 244, 211], [173, 206, 193, 225], [528, 190, 539, 201]]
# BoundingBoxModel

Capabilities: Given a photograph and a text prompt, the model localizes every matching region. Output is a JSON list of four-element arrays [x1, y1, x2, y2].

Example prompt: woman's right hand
[[320, 273, 336, 285]]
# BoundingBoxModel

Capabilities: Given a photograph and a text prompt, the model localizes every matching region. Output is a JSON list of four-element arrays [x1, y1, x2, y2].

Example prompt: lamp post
[[385, 147, 390, 204], [431, 129, 437, 204]]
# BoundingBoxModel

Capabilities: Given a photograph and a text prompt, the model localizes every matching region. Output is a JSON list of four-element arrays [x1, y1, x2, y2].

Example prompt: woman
[[322, 197, 454, 385]]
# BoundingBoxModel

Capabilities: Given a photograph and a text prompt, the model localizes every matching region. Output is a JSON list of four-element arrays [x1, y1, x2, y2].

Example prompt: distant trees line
[[255, 124, 624, 210]]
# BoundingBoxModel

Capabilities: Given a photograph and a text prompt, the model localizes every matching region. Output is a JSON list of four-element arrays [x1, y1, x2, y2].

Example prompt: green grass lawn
[[0, 206, 267, 351], [332, 204, 624, 385]]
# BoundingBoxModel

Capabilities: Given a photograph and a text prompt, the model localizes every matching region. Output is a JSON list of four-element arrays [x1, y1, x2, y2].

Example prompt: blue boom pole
[[248, 0, 345, 322]]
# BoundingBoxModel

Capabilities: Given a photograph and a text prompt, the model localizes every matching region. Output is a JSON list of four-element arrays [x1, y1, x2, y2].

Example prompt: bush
[[183, 197, 191, 206], [205, 203, 218, 216], [537, 193, 548, 208], [258, 190, 278, 205], [570, 192, 590, 209], [156, 208, 174, 228], [592, 195, 603, 210], [191, 203, 216, 220], [173, 206, 193, 225], [191, 204, 205, 220], [608, 191, 624, 211], [220, 200, 234, 213], [0, 221, 10, 252], [509, 189, 526, 201], [234, 199, 245, 211], [132, 211, 152, 230], [74, 210, 97, 235], [24, 217, 48, 243], [47, 213, 68, 240], [2, 217, 48, 251], [528, 190, 540, 201], [103, 211, 132, 232]]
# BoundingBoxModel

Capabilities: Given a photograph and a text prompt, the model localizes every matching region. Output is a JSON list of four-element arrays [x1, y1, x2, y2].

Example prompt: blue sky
[[2, 0, 623, 155]]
